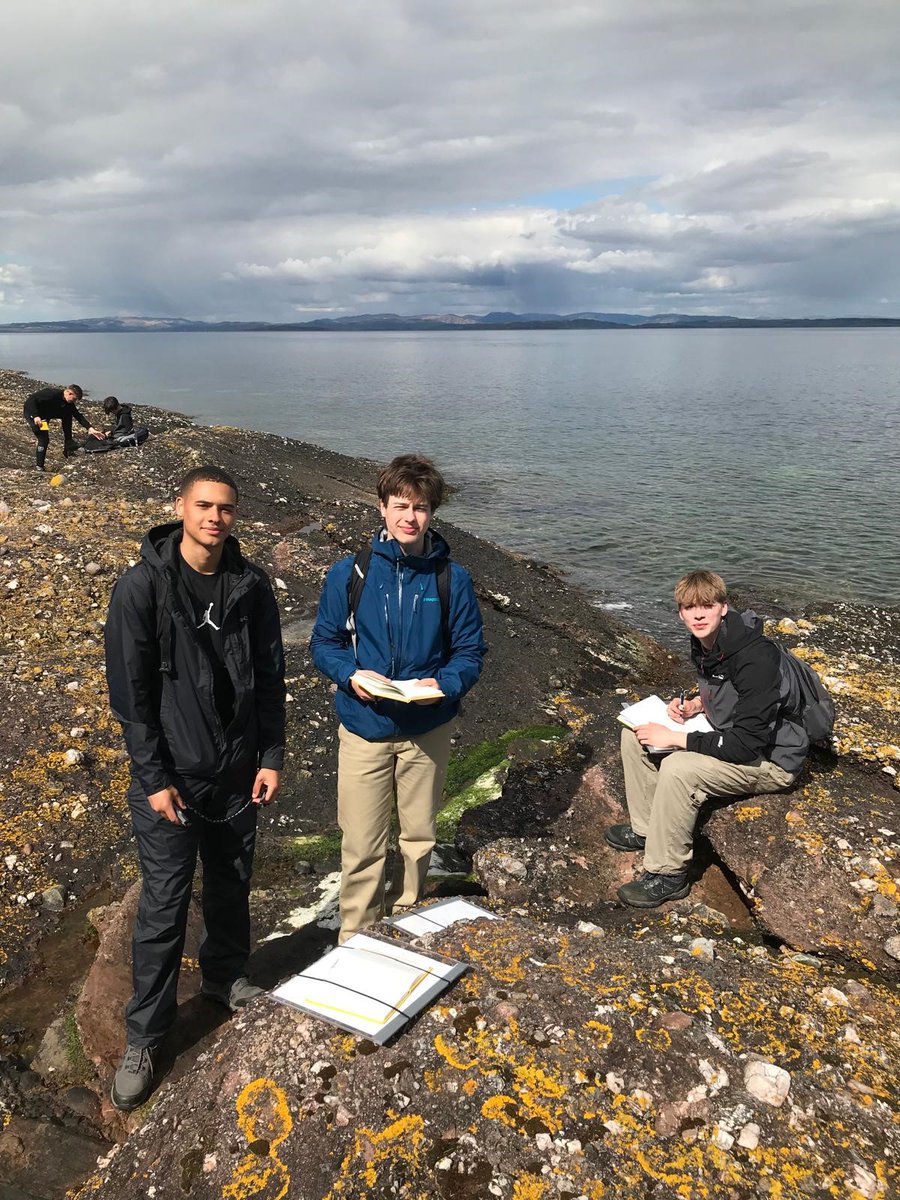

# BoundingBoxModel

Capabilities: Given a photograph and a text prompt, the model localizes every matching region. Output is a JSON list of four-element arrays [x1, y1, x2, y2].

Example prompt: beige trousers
[[337, 722, 453, 943], [620, 726, 795, 875]]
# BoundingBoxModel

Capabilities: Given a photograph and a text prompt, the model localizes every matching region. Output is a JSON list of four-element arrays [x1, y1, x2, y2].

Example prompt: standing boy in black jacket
[[607, 570, 808, 908], [23, 384, 106, 468], [104, 466, 285, 1110]]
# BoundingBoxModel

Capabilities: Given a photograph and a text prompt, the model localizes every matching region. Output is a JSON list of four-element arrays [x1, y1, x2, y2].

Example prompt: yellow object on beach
[[50, 474, 64, 487]]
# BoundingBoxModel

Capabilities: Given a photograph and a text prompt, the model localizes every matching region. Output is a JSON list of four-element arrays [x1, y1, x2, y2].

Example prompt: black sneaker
[[111, 1043, 157, 1111], [201, 975, 263, 1011], [617, 872, 690, 908], [63, 440, 80, 457], [605, 824, 646, 852]]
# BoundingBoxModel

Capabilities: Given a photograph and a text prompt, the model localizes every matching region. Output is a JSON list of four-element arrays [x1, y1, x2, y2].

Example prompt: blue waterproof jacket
[[310, 529, 486, 739]]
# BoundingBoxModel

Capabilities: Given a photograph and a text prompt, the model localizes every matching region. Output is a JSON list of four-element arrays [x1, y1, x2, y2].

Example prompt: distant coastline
[[2, 312, 900, 333]]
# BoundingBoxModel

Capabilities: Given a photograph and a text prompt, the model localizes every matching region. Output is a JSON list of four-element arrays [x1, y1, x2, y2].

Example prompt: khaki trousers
[[620, 727, 795, 876], [337, 722, 453, 943]]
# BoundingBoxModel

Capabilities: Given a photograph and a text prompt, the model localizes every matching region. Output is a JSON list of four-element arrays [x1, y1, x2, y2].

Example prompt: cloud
[[1, 0, 899, 318]]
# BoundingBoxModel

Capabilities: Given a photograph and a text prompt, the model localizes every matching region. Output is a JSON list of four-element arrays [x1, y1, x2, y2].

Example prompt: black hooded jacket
[[105, 521, 285, 796], [686, 609, 809, 775]]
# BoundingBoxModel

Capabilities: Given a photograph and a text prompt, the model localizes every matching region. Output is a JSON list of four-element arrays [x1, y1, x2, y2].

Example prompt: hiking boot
[[111, 1043, 157, 1111], [617, 872, 690, 909], [63, 439, 80, 457], [201, 975, 263, 1011], [605, 824, 646, 852]]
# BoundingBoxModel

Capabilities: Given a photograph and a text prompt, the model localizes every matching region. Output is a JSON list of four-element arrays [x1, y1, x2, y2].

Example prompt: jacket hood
[[370, 526, 451, 569], [140, 520, 246, 576], [692, 608, 763, 670]]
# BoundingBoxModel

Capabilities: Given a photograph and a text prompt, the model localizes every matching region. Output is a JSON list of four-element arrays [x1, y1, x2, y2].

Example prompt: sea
[[2, 328, 899, 637]]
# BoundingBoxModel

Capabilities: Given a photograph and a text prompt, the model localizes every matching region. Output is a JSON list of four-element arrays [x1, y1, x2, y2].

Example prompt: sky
[[2, 0, 899, 321]]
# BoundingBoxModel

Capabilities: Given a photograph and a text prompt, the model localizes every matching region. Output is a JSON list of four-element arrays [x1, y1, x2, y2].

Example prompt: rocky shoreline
[[0, 367, 897, 1199]]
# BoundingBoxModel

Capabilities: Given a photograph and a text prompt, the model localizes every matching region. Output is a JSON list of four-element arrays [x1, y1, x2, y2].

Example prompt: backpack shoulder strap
[[436, 558, 452, 656], [346, 544, 373, 656]]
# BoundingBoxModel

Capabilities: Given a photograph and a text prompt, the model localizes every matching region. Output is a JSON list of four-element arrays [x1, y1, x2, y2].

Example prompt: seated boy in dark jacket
[[606, 569, 808, 908]]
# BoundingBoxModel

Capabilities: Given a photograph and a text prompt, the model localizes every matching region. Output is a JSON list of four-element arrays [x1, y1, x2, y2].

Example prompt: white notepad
[[270, 933, 466, 1043], [618, 694, 713, 735], [387, 898, 500, 937]]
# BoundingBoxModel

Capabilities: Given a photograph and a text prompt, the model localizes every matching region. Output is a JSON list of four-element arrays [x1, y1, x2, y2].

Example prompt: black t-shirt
[[178, 556, 235, 727]]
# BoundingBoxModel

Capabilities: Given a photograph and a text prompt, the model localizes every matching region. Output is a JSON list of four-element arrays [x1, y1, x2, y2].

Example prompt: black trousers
[[24, 410, 76, 468], [126, 767, 257, 1047]]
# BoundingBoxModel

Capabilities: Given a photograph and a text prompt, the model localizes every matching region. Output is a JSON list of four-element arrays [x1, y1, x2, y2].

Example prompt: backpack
[[346, 543, 451, 659], [779, 647, 835, 743]]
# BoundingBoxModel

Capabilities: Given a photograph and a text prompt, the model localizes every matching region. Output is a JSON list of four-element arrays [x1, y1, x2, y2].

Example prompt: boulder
[[74, 914, 900, 1199]]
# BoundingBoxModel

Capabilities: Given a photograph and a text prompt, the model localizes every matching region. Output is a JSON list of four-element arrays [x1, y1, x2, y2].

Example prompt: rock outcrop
[[75, 914, 899, 1199]]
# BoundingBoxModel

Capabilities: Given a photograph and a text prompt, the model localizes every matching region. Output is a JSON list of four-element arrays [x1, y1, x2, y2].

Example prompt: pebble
[[743, 1059, 791, 1107], [689, 937, 715, 960], [4, 855, 17, 870], [63, 748, 84, 765], [848, 1166, 878, 1199], [884, 935, 900, 961], [658, 1010, 693, 1032], [817, 986, 850, 1008], [41, 886, 66, 912], [70, 802, 86, 820], [65, 680, 81, 692], [699, 1059, 729, 1092], [84, 562, 102, 576], [737, 1122, 761, 1150]]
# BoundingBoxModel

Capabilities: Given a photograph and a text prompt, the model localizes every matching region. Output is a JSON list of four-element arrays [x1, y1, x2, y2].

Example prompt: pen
[[679, 687, 685, 716]]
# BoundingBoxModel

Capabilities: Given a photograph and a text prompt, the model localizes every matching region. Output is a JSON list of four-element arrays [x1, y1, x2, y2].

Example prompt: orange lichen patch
[[511, 1175, 550, 1200], [635, 1027, 671, 1052], [433, 1033, 479, 1071], [585, 1021, 613, 1049], [325, 1115, 426, 1198], [735, 805, 765, 822], [223, 1077, 293, 1200], [481, 1094, 520, 1129]]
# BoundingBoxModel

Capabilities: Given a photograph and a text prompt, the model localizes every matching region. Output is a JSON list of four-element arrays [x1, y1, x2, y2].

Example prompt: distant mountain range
[[1, 312, 898, 333]]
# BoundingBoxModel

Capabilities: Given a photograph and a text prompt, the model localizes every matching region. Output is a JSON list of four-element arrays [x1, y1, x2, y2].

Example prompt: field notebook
[[387, 897, 500, 938], [270, 933, 466, 1044], [618, 694, 713, 753]]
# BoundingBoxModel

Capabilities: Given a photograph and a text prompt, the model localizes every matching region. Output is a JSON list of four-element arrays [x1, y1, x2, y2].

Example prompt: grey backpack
[[779, 647, 835, 743]]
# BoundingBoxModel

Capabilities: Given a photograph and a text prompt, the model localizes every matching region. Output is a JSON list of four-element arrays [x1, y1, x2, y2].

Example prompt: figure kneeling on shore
[[607, 570, 810, 908]]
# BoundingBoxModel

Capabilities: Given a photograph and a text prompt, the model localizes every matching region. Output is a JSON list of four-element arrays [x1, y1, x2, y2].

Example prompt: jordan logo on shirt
[[198, 603, 220, 632]]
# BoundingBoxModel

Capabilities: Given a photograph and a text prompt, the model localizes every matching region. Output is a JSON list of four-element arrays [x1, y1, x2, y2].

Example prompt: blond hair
[[674, 570, 727, 608]]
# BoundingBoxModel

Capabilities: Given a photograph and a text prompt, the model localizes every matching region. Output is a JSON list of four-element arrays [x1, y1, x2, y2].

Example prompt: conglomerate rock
[[74, 914, 899, 1199]]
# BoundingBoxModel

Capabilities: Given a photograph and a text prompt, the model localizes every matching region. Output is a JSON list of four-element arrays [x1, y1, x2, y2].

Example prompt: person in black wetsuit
[[23, 384, 107, 469], [104, 466, 285, 1111]]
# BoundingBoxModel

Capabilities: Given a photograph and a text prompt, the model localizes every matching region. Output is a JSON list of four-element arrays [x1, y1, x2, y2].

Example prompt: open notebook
[[618, 694, 713, 753], [270, 934, 466, 1043], [386, 897, 500, 938]]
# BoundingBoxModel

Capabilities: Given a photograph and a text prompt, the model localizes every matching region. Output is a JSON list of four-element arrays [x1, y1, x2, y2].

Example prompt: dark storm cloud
[[1, 0, 899, 319]]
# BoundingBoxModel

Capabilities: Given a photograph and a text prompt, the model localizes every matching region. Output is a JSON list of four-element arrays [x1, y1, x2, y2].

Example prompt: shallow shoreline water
[[2, 327, 899, 630]]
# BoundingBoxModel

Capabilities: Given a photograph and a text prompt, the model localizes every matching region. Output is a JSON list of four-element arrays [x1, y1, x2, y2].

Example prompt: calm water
[[2, 329, 899, 633]]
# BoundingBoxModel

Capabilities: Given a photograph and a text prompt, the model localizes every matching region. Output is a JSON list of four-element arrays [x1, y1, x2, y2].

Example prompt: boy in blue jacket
[[311, 455, 486, 942]]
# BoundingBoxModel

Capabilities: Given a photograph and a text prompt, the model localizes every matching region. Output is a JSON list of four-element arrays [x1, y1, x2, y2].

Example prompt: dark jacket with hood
[[309, 528, 486, 740], [686, 609, 808, 776], [105, 521, 285, 796]]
